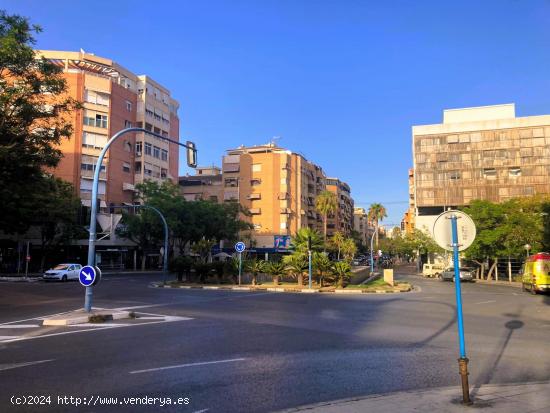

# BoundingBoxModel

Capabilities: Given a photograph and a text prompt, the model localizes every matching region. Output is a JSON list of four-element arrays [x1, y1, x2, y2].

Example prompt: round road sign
[[79, 265, 97, 287], [235, 242, 246, 253], [432, 210, 476, 252]]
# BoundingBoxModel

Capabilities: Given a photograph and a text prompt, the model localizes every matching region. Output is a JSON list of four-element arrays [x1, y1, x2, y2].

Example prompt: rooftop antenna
[[270, 136, 281, 146]]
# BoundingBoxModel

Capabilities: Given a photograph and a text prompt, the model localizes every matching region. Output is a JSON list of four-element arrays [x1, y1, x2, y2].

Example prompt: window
[[483, 168, 497, 179], [252, 163, 262, 172], [82, 132, 107, 149], [447, 135, 459, 144], [122, 163, 131, 173], [135, 162, 142, 172], [161, 149, 168, 161], [161, 168, 167, 179], [251, 179, 261, 186], [135, 142, 142, 155], [145, 123, 153, 131], [153, 146, 160, 158], [126, 101, 132, 111], [83, 113, 108, 128], [449, 171, 460, 180], [145, 143, 152, 156], [84, 90, 109, 106], [509, 167, 521, 177], [80, 163, 105, 172], [124, 120, 132, 128], [124, 141, 131, 152]]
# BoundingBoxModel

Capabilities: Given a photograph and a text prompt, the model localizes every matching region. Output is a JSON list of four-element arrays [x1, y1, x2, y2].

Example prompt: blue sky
[[5, 0, 550, 226]]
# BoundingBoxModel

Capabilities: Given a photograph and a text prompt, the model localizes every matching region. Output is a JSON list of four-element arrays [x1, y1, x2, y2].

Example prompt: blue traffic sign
[[79, 266, 97, 287], [235, 241, 246, 253]]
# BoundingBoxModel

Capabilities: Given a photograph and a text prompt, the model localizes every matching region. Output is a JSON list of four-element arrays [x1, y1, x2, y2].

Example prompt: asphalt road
[[1, 269, 549, 412]]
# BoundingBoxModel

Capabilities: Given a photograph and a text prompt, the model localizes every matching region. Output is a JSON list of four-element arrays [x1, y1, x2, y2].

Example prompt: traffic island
[[151, 281, 412, 294], [42, 309, 132, 326]]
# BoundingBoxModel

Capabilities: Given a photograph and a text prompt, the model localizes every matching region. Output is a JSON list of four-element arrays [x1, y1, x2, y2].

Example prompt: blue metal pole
[[451, 214, 467, 358], [370, 231, 375, 273], [308, 250, 312, 289], [238, 252, 242, 286]]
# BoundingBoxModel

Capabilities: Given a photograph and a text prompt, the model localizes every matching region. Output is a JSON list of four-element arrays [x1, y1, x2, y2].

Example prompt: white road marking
[[130, 358, 246, 374], [191, 409, 209, 413], [475, 300, 496, 305], [0, 316, 194, 344], [0, 359, 53, 372], [0, 336, 18, 341], [0, 324, 40, 329], [67, 323, 129, 328], [0, 308, 81, 326], [133, 316, 164, 320]]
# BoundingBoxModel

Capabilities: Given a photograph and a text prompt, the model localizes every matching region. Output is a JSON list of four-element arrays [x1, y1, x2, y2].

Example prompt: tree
[[191, 237, 216, 263], [33, 176, 84, 271], [331, 261, 352, 288], [283, 253, 308, 287], [312, 252, 331, 287], [245, 258, 266, 286], [330, 231, 345, 260], [315, 190, 337, 244], [290, 227, 324, 254], [0, 11, 80, 233], [368, 203, 387, 248], [543, 201, 550, 251], [341, 238, 357, 261], [265, 261, 286, 285]]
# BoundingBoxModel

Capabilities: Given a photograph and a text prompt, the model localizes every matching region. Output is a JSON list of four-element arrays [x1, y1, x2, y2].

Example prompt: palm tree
[[313, 252, 332, 287], [341, 238, 358, 262], [331, 231, 345, 260], [245, 259, 266, 286], [290, 227, 324, 254], [368, 203, 387, 248], [331, 261, 353, 288], [265, 261, 286, 285], [315, 190, 338, 245], [283, 253, 308, 287]]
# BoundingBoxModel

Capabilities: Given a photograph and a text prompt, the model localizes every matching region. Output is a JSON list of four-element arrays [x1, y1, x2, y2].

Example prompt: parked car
[[43, 263, 82, 281], [521, 252, 550, 294], [441, 267, 475, 282]]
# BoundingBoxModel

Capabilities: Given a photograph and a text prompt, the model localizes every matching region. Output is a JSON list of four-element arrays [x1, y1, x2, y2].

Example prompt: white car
[[43, 263, 82, 281]]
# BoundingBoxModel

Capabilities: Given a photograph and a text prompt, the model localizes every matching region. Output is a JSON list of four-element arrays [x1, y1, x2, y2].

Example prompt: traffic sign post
[[433, 210, 476, 405], [235, 242, 246, 286], [307, 236, 312, 289], [79, 266, 98, 287]]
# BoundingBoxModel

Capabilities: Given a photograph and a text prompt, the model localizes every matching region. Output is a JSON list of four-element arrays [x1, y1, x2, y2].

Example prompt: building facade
[[220, 143, 327, 248], [179, 166, 223, 202], [353, 207, 372, 246], [400, 168, 415, 234], [326, 178, 354, 237], [37, 50, 180, 208], [412, 103, 550, 232]]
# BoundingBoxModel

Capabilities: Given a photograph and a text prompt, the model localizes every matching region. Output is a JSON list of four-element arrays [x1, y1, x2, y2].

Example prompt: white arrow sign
[[82, 271, 92, 281]]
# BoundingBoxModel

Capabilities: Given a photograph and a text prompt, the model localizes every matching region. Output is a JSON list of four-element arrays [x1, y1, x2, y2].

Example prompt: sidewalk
[[282, 381, 550, 413]]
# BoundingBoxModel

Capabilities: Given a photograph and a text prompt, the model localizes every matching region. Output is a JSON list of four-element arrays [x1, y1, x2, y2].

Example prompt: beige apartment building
[[326, 178, 354, 237], [36, 50, 180, 208], [400, 168, 415, 234], [220, 143, 327, 248], [353, 207, 372, 246], [412, 103, 550, 232], [179, 166, 223, 202]]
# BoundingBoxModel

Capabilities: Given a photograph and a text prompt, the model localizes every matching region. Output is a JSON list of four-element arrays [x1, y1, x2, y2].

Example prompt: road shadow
[[470, 314, 525, 399]]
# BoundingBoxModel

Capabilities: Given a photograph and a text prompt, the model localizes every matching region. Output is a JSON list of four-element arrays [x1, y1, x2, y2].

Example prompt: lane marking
[[130, 358, 246, 374], [0, 324, 40, 329], [0, 308, 81, 326], [192, 409, 209, 413], [0, 359, 53, 372], [475, 300, 496, 305], [0, 317, 194, 344]]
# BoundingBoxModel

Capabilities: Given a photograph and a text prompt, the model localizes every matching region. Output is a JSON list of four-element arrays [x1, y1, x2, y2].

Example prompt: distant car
[[441, 267, 475, 282], [43, 263, 82, 281]]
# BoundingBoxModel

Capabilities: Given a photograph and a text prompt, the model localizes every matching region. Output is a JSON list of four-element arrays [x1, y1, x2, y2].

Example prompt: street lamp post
[[370, 231, 376, 274], [524, 244, 531, 258], [85, 127, 197, 313]]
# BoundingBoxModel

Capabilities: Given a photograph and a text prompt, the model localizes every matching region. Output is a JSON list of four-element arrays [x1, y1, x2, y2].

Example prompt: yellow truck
[[521, 252, 550, 294]]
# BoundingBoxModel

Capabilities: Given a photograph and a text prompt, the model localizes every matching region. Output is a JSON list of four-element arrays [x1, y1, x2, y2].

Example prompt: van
[[521, 252, 550, 294]]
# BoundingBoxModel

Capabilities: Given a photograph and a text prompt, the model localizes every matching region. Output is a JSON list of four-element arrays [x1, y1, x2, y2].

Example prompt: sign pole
[[238, 252, 242, 286], [450, 214, 471, 405], [308, 250, 312, 289]]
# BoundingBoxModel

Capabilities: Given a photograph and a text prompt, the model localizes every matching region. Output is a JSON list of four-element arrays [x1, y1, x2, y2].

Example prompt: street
[[1, 269, 549, 412]]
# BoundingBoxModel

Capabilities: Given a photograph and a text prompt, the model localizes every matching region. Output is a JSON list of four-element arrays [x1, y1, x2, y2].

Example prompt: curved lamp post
[[85, 127, 197, 312]]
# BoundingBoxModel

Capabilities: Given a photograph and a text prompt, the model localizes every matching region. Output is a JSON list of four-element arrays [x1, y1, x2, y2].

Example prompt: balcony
[[280, 208, 291, 214], [123, 183, 135, 191], [247, 193, 261, 200], [249, 208, 261, 215]]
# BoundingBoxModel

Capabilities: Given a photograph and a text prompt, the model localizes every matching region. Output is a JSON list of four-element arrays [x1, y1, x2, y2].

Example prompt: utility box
[[384, 269, 394, 286]]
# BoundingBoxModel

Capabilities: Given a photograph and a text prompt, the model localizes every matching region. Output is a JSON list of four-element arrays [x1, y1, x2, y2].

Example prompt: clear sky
[[4, 0, 550, 226]]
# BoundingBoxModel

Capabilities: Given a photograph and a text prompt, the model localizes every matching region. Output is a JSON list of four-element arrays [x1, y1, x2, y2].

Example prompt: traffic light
[[186, 141, 197, 168]]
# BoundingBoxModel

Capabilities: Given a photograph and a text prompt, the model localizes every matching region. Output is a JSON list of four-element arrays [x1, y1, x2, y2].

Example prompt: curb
[[150, 283, 412, 295], [42, 310, 131, 326]]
